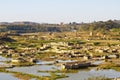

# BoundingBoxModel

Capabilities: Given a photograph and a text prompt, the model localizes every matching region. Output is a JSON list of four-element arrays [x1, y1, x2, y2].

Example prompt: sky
[[0, 0, 120, 23]]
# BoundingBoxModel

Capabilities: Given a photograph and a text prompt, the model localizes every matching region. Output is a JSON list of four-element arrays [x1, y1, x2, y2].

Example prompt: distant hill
[[0, 21, 39, 25], [114, 20, 120, 24], [0, 20, 120, 33]]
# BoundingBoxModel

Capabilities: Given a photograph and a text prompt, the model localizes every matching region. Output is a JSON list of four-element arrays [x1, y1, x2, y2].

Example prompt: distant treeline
[[0, 20, 120, 33]]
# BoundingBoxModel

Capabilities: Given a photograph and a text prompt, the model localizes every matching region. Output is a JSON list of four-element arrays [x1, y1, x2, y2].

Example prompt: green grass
[[38, 69, 79, 73], [49, 72, 67, 80], [11, 62, 35, 67], [0, 68, 67, 80], [87, 76, 112, 80], [97, 60, 120, 72], [0, 69, 49, 80]]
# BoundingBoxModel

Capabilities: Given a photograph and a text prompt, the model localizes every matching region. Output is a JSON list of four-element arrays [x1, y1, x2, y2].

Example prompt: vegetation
[[0, 20, 120, 33], [0, 20, 120, 80], [0, 69, 47, 80], [12, 62, 35, 67], [87, 76, 111, 80], [49, 72, 67, 80], [38, 69, 79, 73], [0, 69, 66, 80], [98, 60, 120, 71]]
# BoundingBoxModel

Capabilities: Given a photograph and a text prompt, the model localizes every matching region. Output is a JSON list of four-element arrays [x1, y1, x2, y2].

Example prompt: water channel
[[0, 56, 18, 80], [1, 56, 120, 80], [0, 72, 18, 80]]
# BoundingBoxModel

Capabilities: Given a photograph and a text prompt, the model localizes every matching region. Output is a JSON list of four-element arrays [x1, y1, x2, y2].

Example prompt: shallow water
[[2, 57, 120, 80], [92, 60, 104, 65], [58, 69, 120, 80], [7, 64, 120, 80], [7, 65, 58, 76], [0, 72, 18, 80], [0, 56, 11, 65], [0, 56, 11, 61]]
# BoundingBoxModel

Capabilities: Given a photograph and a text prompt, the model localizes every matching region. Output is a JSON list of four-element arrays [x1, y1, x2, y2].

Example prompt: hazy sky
[[0, 0, 120, 23]]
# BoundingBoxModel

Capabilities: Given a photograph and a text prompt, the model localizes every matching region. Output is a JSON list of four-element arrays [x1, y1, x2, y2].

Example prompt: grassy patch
[[38, 69, 79, 73], [97, 60, 120, 71], [87, 76, 112, 80], [12, 62, 35, 67], [49, 72, 67, 80], [0, 69, 49, 80]]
